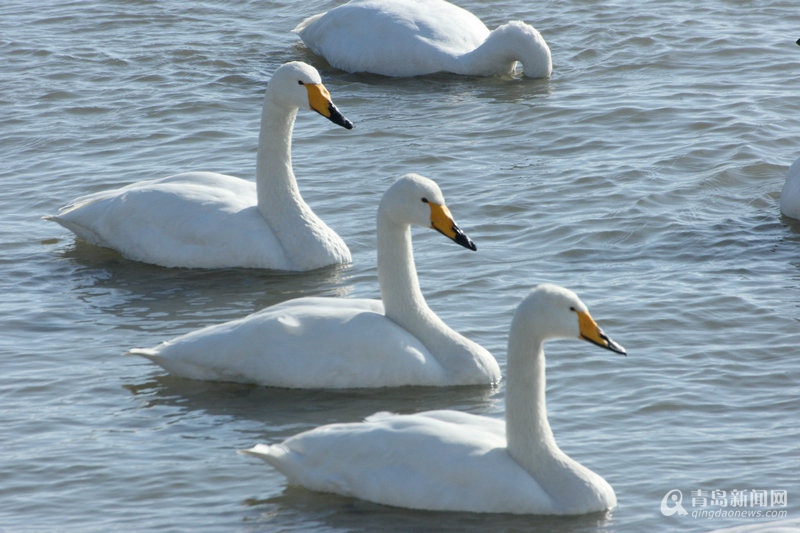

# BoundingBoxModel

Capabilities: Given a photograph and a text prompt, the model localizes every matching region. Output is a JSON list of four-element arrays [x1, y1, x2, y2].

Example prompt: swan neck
[[255, 95, 303, 221], [505, 318, 611, 513], [460, 23, 551, 78], [505, 330, 556, 475], [377, 211, 429, 325], [251, 90, 350, 270], [503, 302, 615, 512], [375, 207, 498, 384]]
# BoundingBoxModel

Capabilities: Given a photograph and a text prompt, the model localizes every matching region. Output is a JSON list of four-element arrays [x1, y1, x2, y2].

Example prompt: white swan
[[780, 156, 800, 220], [45, 61, 354, 270], [129, 174, 501, 388], [241, 284, 625, 515], [294, 0, 552, 78]]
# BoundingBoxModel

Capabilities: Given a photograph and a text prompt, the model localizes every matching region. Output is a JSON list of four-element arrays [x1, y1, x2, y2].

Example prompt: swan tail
[[238, 444, 289, 470], [127, 347, 160, 360], [293, 12, 326, 34], [48, 191, 105, 219], [43, 213, 109, 248], [238, 444, 273, 458]]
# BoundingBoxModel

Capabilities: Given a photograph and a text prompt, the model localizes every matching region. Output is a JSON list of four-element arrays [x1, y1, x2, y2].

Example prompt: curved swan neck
[[376, 209, 491, 383], [459, 22, 552, 78], [505, 328, 556, 471], [255, 96, 302, 218], [505, 311, 599, 497], [377, 210, 430, 325], [252, 89, 350, 269], [505, 313, 613, 512]]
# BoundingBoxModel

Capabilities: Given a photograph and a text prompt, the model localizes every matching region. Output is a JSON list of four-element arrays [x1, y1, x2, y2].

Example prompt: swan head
[[380, 173, 476, 251], [267, 61, 353, 129], [515, 284, 626, 354], [489, 21, 552, 79]]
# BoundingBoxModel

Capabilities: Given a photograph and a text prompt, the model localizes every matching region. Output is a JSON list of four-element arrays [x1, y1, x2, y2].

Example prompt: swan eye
[[569, 306, 576, 312], [421, 198, 429, 203], [297, 80, 305, 85]]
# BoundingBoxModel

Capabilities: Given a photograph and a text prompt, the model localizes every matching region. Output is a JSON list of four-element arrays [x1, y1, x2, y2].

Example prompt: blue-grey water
[[2, 1, 799, 531]]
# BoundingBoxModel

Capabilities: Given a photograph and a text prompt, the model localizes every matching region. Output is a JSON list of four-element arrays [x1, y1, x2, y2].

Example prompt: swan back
[[296, 0, 489, 53]]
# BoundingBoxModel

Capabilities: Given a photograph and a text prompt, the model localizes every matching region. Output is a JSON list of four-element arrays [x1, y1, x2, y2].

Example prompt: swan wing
[[130, 297, 451, 388], [47, 172, 293, 269]]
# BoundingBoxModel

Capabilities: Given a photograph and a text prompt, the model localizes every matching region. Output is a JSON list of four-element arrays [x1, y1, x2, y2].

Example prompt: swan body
[[129, 174, 501, 388], [242, 284, 626, 515], [780, 156, 800, 220], [294, 0, 551, 78], [46, 61, 353, 270]]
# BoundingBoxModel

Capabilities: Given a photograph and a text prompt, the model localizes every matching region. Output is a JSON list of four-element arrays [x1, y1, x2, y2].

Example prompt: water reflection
[[244, 484, 615, 533], [780, 214, 800, 235], [125, 375, 501, 435], [55, 239, 357, 326], [331, 68, 553, 105]]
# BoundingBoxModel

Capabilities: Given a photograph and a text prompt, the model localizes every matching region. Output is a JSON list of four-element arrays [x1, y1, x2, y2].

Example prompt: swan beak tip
[[578, 311, 626, 355], [327, 105, 354, 129], [435, 223, 477, 251], [455, 231, 477, 251], [581, 332, 626, 355], [606, 337, 627, 356], [306, 83, 354, 129], [429, 202, 476, 251]]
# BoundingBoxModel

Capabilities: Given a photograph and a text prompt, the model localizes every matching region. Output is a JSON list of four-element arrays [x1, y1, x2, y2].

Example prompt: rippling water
[[2, 1, 799, 531]]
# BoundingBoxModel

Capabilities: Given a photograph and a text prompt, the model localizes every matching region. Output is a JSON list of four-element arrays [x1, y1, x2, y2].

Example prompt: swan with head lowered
[[45, 61, 354, 270], [128, 174, 501, 388], [241, 284, 625, 514], [294, 0, 551, 78]]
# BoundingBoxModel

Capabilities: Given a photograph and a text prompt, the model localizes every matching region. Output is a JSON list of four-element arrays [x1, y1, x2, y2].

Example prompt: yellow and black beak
[[305, 83, 354, 130], [428, 201, 477, 251], [577, 310, 626, 355]]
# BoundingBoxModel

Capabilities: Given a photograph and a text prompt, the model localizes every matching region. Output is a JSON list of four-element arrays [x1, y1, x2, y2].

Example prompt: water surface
[[2, 1, 799, 531]]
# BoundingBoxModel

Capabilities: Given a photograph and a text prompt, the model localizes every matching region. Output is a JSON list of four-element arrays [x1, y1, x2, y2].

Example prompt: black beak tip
[[607, 338, 627, 356], [583, 333, 627, 356], [327, 104, 354, 130], [455, 232, 477, 251], [796, 37, 800, 46]]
